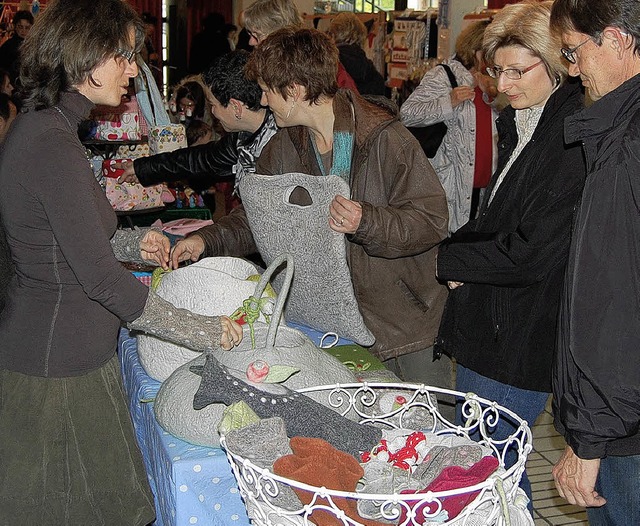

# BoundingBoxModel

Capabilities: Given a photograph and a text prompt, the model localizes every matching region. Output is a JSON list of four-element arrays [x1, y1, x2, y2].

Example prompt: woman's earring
[[234, 113, 241, 120], [285, 101, 296, 120]]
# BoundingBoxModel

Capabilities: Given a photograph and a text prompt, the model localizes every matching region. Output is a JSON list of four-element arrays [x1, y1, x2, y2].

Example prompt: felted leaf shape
[[218, 401, 260, 435], [264, 365, 300, 384], [151, 267, 171, 291]]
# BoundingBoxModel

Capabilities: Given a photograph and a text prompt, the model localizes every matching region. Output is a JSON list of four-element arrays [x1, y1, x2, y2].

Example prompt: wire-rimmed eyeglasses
[[486, 60, 544, 80], [560, 38, 590, 64], [117, 48, 136, 64]]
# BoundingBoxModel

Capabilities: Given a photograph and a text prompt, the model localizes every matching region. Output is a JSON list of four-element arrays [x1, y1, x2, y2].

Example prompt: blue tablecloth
[[118, 325, 353, 525], [118, 329, 250, 526]]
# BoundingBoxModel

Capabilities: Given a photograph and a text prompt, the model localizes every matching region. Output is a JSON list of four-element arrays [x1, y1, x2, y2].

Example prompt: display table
[[118, 325, 361, 526]]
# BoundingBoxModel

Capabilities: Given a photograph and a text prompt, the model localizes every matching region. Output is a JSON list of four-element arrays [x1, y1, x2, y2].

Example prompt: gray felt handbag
[[239, 172, 375, 346], [154, 253, 359, 447]]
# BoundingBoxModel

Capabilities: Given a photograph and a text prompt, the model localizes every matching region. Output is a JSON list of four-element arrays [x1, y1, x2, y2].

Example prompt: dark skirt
[[0, 355, 155, 526]]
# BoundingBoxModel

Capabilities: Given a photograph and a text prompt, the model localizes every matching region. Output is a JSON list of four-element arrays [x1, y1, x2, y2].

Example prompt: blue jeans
[[587, 454, 640, 525], [455, 365, 549, 506]]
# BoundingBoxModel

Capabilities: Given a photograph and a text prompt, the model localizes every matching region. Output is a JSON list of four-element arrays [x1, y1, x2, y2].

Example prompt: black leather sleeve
[[133, 132, 239, 191]]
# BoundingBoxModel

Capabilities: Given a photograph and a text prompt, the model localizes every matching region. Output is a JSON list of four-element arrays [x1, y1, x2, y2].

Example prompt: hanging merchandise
[[31, 0, 40, 16]]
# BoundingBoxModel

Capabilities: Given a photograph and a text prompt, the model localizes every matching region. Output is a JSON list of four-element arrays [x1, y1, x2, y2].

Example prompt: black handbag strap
[[439, 63, 458, 89]]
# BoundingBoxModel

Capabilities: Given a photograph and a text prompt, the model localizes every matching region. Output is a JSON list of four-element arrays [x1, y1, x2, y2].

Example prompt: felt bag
[[407, 64, 458, 158], [153, 254, 359, 447], [238, 171, 375, 346], [136, 256, 278, 381]]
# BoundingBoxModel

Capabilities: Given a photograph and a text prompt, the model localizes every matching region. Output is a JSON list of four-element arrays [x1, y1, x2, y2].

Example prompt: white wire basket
[[220, 382, 534, 526]]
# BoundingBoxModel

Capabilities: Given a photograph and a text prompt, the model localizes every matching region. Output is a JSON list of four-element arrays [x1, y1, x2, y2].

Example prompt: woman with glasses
[[0, 1, 243, 523], [434, 0, 586, 504]]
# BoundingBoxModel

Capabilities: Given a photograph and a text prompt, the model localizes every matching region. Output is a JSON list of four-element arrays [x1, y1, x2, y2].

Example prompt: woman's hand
[[116, 160, 139, 184], [329, 194, 362, 235], [450, 86, 475, 108], [140, 230, 170, 269], [170, 235, 205, 269], [220, 316, 244, 350]]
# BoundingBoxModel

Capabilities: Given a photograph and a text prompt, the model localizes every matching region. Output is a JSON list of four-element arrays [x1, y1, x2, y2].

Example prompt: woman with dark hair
[[0, 1, 242, 523], [171, 28, 451, 395], [0, 9, 33, 83]]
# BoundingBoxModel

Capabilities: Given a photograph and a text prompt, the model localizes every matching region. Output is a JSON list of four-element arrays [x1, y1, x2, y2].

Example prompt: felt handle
[[251, 253, 294, 349]]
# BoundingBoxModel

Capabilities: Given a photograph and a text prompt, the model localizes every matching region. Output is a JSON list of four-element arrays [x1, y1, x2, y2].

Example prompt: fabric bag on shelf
[[135, 59, 187, 154], [92, 95, 141, 141], [105, 178, 164, 212], [407, 64, 458, 158], [103, 158, 164, 211]]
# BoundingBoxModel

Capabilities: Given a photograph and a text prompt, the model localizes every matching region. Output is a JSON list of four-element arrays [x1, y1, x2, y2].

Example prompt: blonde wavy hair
[[483, 1, 567, 85], [243, 0, 303, 39], [327, 13, 367, 47]]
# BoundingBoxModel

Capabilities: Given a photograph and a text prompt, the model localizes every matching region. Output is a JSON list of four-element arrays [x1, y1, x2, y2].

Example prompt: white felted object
[[239, 172, 375, 346], [154, 255, 358, 447], [154, 323, 358, 447], [137, 256, 276, 381]]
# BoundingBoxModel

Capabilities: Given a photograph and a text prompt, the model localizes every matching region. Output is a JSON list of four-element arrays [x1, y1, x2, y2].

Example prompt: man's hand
[[116, 160, 140, 184], [447, 281, 464, 289], [140, 230, 170, 270], [553, 445, 606, 507], [170, 235, 205, 269]]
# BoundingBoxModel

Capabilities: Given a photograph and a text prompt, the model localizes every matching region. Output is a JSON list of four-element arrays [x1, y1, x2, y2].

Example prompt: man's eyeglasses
[[560, 38, 590, 64], [246, 29, 265, 43], [117, 49, 136, 64], [486, 60, 544, 80]]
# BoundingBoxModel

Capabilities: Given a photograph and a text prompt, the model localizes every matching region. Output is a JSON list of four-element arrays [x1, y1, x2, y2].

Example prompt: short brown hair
[[243, 0, 303, 39], [483, 1, 567, 84], [455, 20, 490, 70], [246, 28, 338, 104], [327, 12, 367, 47]]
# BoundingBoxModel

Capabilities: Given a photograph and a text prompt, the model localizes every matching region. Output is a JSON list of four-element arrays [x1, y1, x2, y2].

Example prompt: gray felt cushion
[[238, 172, 375, 346], [191, 352, 383, 458]]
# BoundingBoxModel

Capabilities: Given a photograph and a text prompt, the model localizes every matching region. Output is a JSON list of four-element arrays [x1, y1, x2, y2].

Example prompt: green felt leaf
[[218, 401, 260, 435], [150, 267, 171, 291], [264, 365, 299, 384]]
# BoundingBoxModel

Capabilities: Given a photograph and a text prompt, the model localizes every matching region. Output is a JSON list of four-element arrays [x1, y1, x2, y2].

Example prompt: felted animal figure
[[191, 351, 382, 458]]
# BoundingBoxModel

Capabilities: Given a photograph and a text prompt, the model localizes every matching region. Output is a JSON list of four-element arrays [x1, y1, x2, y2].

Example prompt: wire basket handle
[[249, 253, 294, 349]]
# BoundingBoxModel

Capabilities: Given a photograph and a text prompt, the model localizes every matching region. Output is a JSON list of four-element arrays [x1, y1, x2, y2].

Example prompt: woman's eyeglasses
[[560, 38, 590, 64], [117, 49, 136, 64], [486, 60, 544, 80]]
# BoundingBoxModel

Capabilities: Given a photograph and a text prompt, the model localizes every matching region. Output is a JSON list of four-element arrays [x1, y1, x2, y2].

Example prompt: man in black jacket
[[550, 1, 640, 523]]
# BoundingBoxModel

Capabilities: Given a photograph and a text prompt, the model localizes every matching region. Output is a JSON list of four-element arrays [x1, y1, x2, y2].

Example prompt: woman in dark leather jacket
[[118, 50, 277, 193]]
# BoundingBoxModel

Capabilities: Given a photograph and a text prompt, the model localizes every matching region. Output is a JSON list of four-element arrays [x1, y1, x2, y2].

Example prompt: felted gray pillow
[[238, 172, 375, 346], [191, 351, 383, 458]]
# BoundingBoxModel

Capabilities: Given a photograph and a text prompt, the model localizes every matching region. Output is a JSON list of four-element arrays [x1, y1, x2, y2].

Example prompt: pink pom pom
[[246, 360, 269, 383]]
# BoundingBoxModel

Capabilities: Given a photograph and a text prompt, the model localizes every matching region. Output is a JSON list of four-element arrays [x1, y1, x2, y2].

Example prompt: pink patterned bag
[[105, 178, 164, 211]]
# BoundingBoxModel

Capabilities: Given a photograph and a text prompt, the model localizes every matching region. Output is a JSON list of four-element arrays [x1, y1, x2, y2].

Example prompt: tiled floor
[[528, 399, 589, 525]]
